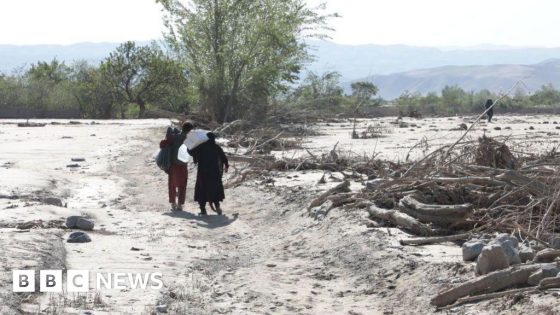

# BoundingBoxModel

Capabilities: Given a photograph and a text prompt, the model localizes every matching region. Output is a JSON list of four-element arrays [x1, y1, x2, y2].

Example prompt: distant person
[[188, 133, 229, 216], [160, 122, 194, 211], [485, 99, 494, 123]]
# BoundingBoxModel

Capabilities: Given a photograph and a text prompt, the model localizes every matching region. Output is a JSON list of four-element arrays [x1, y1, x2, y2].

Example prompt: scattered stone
[[42, 197, 63, 207], [155, 304, 168, 313], [529, 126, 535, 130], [366, 179, 386, 190], [492, 235, 521, 265], [476, 243, 510, 275], [66, 164, 80, 168], [528, 263, 560, 286], [519, 246, 535, 263], [550, 237, 560, 249], [66, 216, 95, 231], [494, 126, 502, 130], [71, 158, 86, 162], [459, 123, 468, 130], [131, 247, 143, 251], [67, 231, 91, 243], [462, 240, 484, 261], [266, 264, 277, 268]]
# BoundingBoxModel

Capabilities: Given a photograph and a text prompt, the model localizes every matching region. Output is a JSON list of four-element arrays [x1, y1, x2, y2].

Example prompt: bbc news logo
[[13, 270, 163, 292]]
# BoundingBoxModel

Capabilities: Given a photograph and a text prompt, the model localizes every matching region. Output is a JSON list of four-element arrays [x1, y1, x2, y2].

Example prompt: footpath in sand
[[2, 116, 559, 314]]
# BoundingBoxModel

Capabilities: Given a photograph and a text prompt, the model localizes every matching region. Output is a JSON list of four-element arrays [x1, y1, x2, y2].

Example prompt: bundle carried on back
[[184, 129, 210, 150]]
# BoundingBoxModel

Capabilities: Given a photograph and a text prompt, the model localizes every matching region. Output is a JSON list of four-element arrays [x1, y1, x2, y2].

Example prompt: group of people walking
[[160, 122, 229, 216]]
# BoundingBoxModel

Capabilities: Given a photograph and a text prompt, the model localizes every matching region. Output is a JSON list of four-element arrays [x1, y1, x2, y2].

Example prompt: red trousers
[[168, 164, 188, 204]]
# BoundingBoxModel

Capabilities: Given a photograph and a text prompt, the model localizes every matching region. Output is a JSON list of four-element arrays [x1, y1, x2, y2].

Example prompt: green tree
[[71, 61, 117, 119], [351, 81, 379, 106], [291, 71, 344, 110], [100, 41, 189, 118], [157, 0, 334, 122]]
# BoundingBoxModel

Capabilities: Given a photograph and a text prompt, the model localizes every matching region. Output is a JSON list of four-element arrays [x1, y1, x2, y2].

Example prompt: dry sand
[[1, 116, 559, 314]]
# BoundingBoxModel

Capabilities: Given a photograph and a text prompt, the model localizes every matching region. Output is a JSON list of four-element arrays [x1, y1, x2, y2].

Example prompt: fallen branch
[[307, 181, 351, 210], [399, 233, 471, 246], [367, 204, 435, 236], [431, 264, 541, 307]]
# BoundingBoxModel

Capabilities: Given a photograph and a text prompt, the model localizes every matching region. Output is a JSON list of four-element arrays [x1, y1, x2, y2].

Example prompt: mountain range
[[2, 41, 560, 99]]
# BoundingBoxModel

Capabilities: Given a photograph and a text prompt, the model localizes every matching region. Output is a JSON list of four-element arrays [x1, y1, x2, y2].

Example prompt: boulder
[[519, 246, 536, 263], [476, 243, 510, 275], [155, 304, 168, 313], [67, 232, 91, 243], [42, 197, 63, 207], [550, 237, 560, 250], [495, 233, 519, 248], [492, 235, 521, 265], [462, 240, 484, 261], [76, 218, 94, 231], [66, 216, 94, 231], [528, 263, 560, 286]]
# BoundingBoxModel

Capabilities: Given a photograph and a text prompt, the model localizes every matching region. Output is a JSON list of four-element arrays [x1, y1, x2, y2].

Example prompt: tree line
[[1, 0, 559, 120]]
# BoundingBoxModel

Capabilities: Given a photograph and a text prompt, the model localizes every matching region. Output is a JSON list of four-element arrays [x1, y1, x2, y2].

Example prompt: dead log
[[427, 176, 507, 187], [539, 277, 560, 290], [307, 181, 351, 210], [398, 195, 473, 225], [496, 170, 550, 195], [399, 233, 471, 246], [367, 204, 434, 236], [534, 249, 560, 263], [431, 264, 541, 307], [443, 287, 535, 309]]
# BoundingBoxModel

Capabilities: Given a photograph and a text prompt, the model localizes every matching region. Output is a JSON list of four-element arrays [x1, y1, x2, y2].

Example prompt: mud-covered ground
[[1, 117, 560, 314]]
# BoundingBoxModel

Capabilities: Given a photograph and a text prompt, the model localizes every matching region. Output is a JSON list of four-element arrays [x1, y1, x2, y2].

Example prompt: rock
[[66, 216, 94, 230], [459, 123, 468, 130], [528, 263, 560, 286], [155, 304, 168, 313], [519, 246, 535, 263], [542, 263, 560, 278], [66, 164, 80, 168], [67, 232, 91, 243], [71, 158, 86, 162], [462, 240, 484, 261], [494, 126, 502, 130], [528, 270, 544, 286], [495, 233, 519, 248], [476, 243, 510, 275], [366, 179, 386, 191], [42, 197, 63, 207], [76, 218, 94, 231], [491, 235, 521, 265], [550, 237, 560, 249], [66, 216, 80, 228], [309, 200, 333, 220]]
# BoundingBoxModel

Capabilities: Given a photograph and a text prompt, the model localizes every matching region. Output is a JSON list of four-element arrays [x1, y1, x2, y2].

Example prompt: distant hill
[[0, 42, 148, 73], [306, 40, 560, 80], [353, 59, 560, 99]]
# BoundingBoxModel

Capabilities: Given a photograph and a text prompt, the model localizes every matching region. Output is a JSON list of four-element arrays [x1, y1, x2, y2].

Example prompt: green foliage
[[99, 41, 189, 118], [395, 84, 560, 115], [287, 71, 345, 111], [157, 0, 334, 122], [351, 81, 379, 106]]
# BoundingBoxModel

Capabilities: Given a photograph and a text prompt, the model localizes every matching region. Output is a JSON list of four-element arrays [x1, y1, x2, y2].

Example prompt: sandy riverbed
[[1, 117, 559, 314]]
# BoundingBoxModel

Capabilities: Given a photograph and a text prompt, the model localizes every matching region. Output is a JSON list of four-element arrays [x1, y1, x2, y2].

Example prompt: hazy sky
[[0, 0, 558, 47]]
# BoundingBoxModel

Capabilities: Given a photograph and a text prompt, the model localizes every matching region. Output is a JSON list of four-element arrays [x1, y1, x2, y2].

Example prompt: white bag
[[177, 144, 191, 163], [183, 129, 209, 150]]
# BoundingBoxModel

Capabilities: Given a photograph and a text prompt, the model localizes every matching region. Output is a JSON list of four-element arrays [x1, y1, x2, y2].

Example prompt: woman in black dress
[[188, 133, 229, 216]]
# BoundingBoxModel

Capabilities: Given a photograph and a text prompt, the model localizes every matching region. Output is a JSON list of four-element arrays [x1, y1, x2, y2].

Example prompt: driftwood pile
[[221, 125, 560, 308]]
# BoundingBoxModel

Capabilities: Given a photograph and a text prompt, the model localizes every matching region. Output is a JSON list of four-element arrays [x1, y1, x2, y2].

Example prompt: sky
[[0, 0, 559, 47]]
